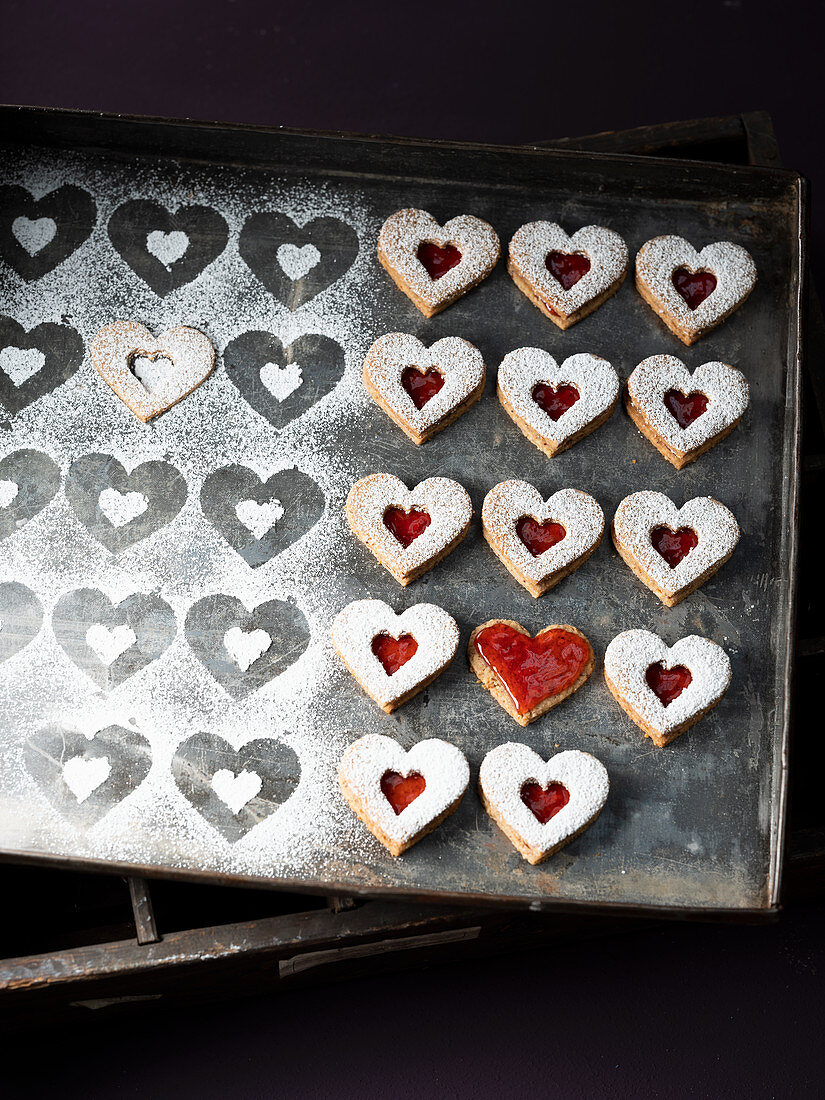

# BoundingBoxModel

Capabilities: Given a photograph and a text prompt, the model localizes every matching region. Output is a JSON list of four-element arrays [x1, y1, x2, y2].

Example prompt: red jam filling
[[383, 507, 431, 548], [664, 388, 710, 428], [645, 662, 693, 706], [650, 525, 698, 568], [545, 251, 591, 291], [474, 622, 591, 715], [417, 241, 462, 280], [371, 632, 418, 675], [521, 780, 570, 823], [672, 268, 717, 310], [516, 516, 566, 556], [532, 382, 580, 422], [381, 770, 426, 814], [401, 367, 445, 409]]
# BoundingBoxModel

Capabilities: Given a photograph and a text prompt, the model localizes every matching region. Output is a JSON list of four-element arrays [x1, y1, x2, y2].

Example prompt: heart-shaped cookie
[[331, 598, 459, 713], [338, 733, 469, 855], [468, 619, 594, 725], [377, 208, 500, 317], [346, 473, 472, 585], [508, 222, 628, 328], [604, 629, 731, 746], [625, 355, 750, 468], [90, 320, 215, 422], [479, 744, 608, 864], [497, 348, 619, 457], [482, 481, 604, 597], [635, 235, 757, 345], [612, 490, 740, 606], [362, 332, 485, 444]]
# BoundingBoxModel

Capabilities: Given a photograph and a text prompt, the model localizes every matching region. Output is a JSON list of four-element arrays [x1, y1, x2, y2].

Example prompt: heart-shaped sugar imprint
[[0, 184, 97, 281], [338, 733, 469, 856], [0, 316, 84, 417], [479, 744, 608, 864], [0, 449, 61, 542], [508, 222, 628, 329], [612, 490, 740, 607], [377, 208, 500, 317], [635, 235, 757, 345], [625, 355, 750, 469], [482, 482, 604, 597], [331, 599, 459, 713], [497, 348, 619, 457], [146, 229, 189, 267], [363, 332, 485, 445], [604, 629, 731, 746], [469, 619, 594, 726], [277, 242, 321, 281], [85, 623, 137, 666], [346, 473, 472, 586], [90, 320, 215, 422], [0, 581, 43, 664], [12, 217, 57, 255]]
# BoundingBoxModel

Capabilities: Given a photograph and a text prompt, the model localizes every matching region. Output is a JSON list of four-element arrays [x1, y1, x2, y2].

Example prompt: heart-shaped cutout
[[378, 208, 500, 317], [546, 251, 590, 290], [532, 382, 580, 421], [0, 316, 84, 416], [516, 517, 566, 556], [331, 599, 459, 713], [604, 629, 731, 745], [612, 491, 739, 606], [0, 184, 96, 281], [672, 268, 717, 309], [663, 389, 709, 427], [469, 619, 594, 725], [338, 733, 469, 856], [479, 744, 608, 864], [346, 473, 472, 585], [363, 332, 485, 444]]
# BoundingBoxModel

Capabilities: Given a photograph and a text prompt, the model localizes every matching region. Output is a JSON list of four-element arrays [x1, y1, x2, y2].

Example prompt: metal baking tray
[[0, 106, 804, 917]]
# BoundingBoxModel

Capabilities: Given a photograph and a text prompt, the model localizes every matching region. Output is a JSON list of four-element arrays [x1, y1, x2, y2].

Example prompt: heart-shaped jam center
[[651, 525, 699, 568], [672, 268, 717, 310], [663, 388, 710, 429], [474, 622, 591, 715], [545, 251, 591, 291], [383, 506, 431, 548], [516, 516, 566, 557], [532, 382, 580, 422], [371, 632, 418, 675], [381, 770, 426, 814], [417, 241, 462, 281], [401, 366, 445, 409], [645, 661, 693, 706], [521, 780, 570, 823]]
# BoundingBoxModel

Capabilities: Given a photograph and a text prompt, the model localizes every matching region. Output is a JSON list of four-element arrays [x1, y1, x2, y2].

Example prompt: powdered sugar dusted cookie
[[612, 490, 740, 607], [346, 473, 472, 585], [635, 236, 757, 345], [497, 348, 619, 457], [362, 332, 485, 445], [481, 481, 604, 597], [377, 208, 500, 317], [479, 744, 608, 864], [508, 222, 628, 328], [331, 598, 459, 713], [90, 320, 215, 422], [604, 629, 731, 746], [468, 619, 594, 726], [625, 355, 749, 469], [339, 733, 470, 856]]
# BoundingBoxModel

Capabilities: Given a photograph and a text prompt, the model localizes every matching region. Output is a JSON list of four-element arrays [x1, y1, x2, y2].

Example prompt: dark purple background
[[2, 1, 823, 1096]]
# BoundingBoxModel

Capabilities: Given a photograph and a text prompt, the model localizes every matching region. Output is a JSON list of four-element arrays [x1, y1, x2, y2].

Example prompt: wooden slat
[[126, 877, 160, 946]]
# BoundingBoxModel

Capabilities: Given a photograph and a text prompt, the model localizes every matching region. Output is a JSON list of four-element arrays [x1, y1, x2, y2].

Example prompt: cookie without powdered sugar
[[377, 208, 500, 317]]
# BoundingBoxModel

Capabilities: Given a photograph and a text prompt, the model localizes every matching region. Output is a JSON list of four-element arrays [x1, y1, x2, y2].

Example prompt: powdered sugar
[[0, 480, 19, 508], [0, 345, 45, 386], [146, 229, 189, 267], [98, 487, 149, 528], [604, 629, 731, 737], [12, 216, 56, 255], [277, 242, 321, 281], [223, 626, 272, 672]]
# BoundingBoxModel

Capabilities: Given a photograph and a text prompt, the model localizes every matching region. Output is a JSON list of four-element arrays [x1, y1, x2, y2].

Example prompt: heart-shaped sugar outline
[[508, 222, 628, 326], [604, 629, 731, 745], [612, 490, 740, 605], [362, 332, 485, 444], [0, 449, 61, 542], [626, 355, 749, 466], [635, 236, 756, 345], [482, 482, 604, 596], [0, 581, 43, 663], [90, 320, 215, 422], [497, 348, 619, 456], [346, 473, 472, 586], [479, 744, 608, 864], [338, 733, 469, 855], [377, 208, 500, 317], [331, 598, 460, 712], [0, 315, 85, 417], [0, 184, 97, 282]]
